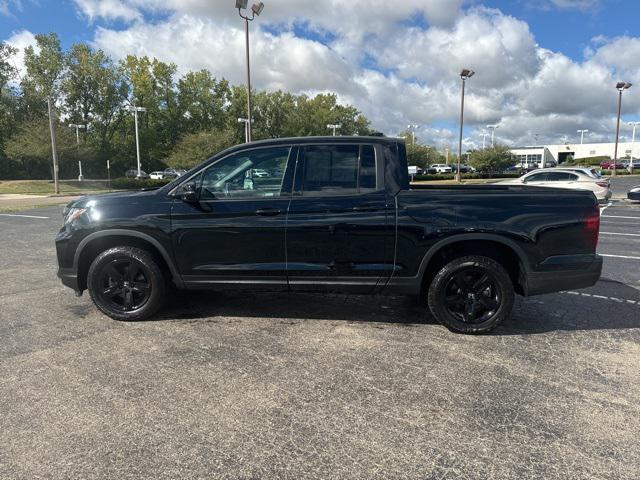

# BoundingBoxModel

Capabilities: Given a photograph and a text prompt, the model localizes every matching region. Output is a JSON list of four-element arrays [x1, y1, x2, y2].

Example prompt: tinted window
[[199, 146, 290, 199], [524, 173, 547, 183], [302, 145, 377, 195], [546, 172, 578, 181]]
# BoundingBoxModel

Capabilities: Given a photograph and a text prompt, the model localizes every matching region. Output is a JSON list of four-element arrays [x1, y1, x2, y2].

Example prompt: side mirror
[[179, 182, 199, 203]]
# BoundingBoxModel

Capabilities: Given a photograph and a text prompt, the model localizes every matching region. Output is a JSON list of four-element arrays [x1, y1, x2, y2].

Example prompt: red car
[[600, 160, 626, 169]]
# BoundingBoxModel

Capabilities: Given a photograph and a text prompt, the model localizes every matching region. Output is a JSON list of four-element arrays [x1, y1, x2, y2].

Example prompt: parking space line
[[602, 215, 640, 219], [0, 213, 50, 219], [600, 232, 640, 237], [562, 291, 639, 305], [600, 254, 640, 260]]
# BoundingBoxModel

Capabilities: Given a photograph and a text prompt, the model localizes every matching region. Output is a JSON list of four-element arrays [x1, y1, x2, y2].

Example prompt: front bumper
[[57, 267, 80, 293], [525, 254, 603, 296]]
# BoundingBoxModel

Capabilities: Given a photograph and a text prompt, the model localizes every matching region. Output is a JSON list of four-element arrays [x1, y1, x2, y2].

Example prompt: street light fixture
[[237, 0, 265, 143], [125, 105, 147, 179], [407, 124, 419, 145], [69, 123, 87, 181], [486, 124, 499, 148], [628, 121, 640, 173], [457, 69, 474, 182], [613, 81, 632, 176], [577, 129, 589, 145], [327, 124, 342, 136]]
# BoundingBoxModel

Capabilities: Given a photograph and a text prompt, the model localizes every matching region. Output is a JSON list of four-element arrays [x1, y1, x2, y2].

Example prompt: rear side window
[[301, 145, 377, 196]]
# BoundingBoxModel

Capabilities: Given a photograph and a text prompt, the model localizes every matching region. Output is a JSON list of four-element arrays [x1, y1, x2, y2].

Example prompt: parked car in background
[[505, 164, 536, 175], [600, 159, 625, 170], [149, 171, 164, 180], [621, 159, 640, 171], [125, 169, 150, 179], [163, 168, 180, 179], [451, 164, 475, 174], [502, 168, 612, 202], [628, 185, 640, 201], [56, 136, 603, 334], [429, 164, 453, 174]]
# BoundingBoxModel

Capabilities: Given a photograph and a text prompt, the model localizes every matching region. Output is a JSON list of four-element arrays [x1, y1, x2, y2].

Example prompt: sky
[[2, 0, 640, 150]]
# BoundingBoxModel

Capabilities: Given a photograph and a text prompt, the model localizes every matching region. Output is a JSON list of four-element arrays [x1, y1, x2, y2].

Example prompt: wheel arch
[[74, 230, 183, 291], [417, 233, 530, 296]]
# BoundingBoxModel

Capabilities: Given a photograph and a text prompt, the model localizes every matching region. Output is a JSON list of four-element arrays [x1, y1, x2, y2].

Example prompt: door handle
[[255, 208, 281, 217]]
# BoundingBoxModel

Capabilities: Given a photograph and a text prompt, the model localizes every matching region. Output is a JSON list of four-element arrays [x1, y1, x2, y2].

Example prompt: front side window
[[198, 146, 291, 199], [546, 172, 578, 182], [301, 144, 377, 196], [524, 173, 547, 183]]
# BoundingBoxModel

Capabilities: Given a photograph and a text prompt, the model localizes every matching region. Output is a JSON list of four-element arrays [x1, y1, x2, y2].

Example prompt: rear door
[[285, 143, 394, 293]]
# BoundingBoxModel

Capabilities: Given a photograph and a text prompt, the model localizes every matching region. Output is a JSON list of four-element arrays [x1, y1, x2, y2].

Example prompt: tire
[[87, 246, 166, 321], [427, 255, 514, 334]]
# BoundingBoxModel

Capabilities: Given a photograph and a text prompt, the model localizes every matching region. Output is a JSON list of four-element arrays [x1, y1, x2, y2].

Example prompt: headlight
[[64, 207, 87, 225]]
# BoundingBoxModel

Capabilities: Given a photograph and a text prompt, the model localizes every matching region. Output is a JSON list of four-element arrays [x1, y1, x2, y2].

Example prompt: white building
[[511, 141, 639, 166]]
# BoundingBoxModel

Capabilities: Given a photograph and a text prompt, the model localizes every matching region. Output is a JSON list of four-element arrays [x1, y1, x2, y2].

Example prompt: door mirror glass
[[179, 182, 199, 203]]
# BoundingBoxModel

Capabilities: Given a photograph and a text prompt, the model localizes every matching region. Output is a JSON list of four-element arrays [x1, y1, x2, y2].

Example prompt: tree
[[165, 129, 235, 170], [0, 42, 18, 151], [468, 145, 513, 173], [178, 70, 230, 134], [21, 33, 65, 117]]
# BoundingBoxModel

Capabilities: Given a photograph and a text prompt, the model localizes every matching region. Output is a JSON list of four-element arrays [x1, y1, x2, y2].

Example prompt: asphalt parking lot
[[1, 190, 639, 479]]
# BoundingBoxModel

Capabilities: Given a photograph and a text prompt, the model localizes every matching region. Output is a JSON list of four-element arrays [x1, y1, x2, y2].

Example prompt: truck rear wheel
[[427, 255, 514, 334], [87, 246, 166, 321]]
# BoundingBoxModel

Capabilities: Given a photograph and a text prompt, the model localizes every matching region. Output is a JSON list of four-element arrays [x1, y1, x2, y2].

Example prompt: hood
[[65, 188, 161, 210]]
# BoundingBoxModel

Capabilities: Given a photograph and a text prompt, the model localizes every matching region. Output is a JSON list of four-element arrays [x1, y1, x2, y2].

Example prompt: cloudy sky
[[2, 0, 640, 150]]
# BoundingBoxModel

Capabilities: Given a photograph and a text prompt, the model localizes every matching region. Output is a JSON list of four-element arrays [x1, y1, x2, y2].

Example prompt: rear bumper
[[525, 254, 602, 296]]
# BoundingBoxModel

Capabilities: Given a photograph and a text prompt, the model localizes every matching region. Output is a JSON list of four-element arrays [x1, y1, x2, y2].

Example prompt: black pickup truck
[[56, 136, 602, 333]]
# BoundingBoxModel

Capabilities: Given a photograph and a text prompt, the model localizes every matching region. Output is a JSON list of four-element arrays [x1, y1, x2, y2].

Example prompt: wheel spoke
[[104, 264, 124, 282], [453, 272, 471, 291], [131, 282, 150, 293], [479, 297, 499, 311], [463, 301, 475, 321], [444, 294, 464, 308], [102, 285, 122, 298], [126, 264, 142, 282], [123, 290, 134, 310], [473, 274, 492, 293]]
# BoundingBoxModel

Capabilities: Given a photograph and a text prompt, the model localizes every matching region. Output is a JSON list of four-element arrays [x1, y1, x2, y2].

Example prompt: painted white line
[[600, 254, 640, 260], [561, 291, 638, 305], [600, 232, 640, 237], [600, 202, 613, 214], [602, 215, 640, 219], [0, 213, 49, 219]]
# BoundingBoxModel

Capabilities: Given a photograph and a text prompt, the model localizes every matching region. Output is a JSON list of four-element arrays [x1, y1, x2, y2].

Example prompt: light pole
[[327, 124, 342, 136], [125, 105, 147, 179], [480, 132, 489, 149], [577, 129, 589, 144], [486, 124, 498, 148], [238, 117, 251, 143], [628, 121, 640, 173], [457, 69, 475, 182], [407, 124, 419, 145], [613, 81, 632, 177], [69, 123, 87, 181], [236, 0, 264, 143]]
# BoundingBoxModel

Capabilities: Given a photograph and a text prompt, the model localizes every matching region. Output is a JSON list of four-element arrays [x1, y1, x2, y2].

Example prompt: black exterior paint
[[56, 136, 602, 298]]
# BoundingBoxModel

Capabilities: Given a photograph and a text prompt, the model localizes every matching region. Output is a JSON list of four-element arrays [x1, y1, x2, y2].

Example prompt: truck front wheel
[[427, 255, 514, 334]]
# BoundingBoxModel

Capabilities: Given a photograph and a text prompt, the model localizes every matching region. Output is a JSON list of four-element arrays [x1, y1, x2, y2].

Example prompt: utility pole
[[47, 98, 60, 194], [629, 121, 640, 173], [480, 132, 489, 149], [457, 69, 475, 182], [408, 124, 419, 145], [125, 106, 147, 178], [487, 124, 499, 148], [327, 124, 342, 136], [613, 82, 632, 177], [577, 129, 589, 145]]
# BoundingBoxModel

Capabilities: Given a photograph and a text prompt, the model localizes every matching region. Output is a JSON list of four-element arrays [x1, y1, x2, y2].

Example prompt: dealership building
[[510, 141, 639, 166]]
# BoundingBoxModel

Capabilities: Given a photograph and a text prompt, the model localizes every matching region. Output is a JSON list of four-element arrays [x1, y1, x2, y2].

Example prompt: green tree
[[469, 145, 513, 173], [165, 129, 235, 170], [21, 33, 65, 117], [178, 70, 230, 133], [0, 42, 18, 154]]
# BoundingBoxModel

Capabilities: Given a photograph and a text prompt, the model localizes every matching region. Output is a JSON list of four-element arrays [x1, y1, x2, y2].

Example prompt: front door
[[171, 145, 294, 289], [286, 143, 394, 293]]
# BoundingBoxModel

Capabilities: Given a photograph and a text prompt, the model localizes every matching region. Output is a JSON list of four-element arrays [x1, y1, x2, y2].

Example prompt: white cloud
[[5, 29, 37, 83], [4, 0, 640, 148]]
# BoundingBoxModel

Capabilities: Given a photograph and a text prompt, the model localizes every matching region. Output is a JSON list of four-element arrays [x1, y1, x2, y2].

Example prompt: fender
[[73, 229, 185, 289], [415, 232, 532, 279]]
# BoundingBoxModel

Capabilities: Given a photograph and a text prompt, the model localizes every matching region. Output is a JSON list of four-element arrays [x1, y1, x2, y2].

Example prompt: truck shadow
[[161, 278, 640, 335]]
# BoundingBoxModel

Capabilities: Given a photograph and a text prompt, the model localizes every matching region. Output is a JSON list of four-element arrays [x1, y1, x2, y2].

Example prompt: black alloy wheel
[[87, 246, 166, 321], [428, 255, 514, 334]]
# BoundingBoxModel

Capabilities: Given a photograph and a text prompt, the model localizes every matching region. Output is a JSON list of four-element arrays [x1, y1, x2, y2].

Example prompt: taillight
[[596, 181, 609, 188], [584, 206, 600, 250]]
